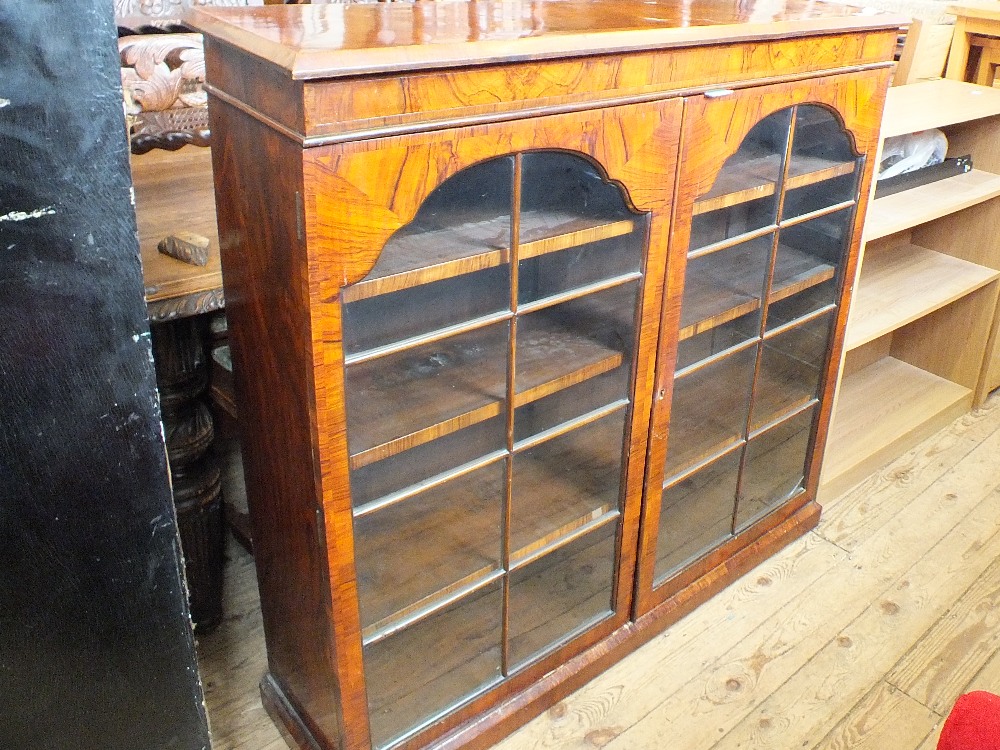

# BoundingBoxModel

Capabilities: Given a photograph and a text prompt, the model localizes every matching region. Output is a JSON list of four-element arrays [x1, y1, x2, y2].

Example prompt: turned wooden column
[[151, 316, 224, 631]]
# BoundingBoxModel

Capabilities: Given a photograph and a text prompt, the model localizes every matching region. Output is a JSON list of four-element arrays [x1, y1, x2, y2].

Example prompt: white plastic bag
[[878, 129, 948, 180]]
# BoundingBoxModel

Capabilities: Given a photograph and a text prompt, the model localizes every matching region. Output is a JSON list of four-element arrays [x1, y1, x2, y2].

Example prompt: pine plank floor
[[197, 390, 1000, 750]]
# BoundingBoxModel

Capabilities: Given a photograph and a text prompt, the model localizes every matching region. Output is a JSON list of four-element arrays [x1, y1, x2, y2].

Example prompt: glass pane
[[789, 105, 858, 176], [518, 230, 644, 307], [350, 417, 505, 509], [767, 207, 851, 327], [689, 110, 791, 251], [736, 405, 816, 531], [515, 283, 638, 408], [343, 267, 509, 355], [354, 460, 504, 631], [344, 322, 508, 466], [680, 234, 772, 343], [508, 522, 617, 669], [665, 343, 757, 480], [782, 105, 860, 219], [364, 581, 503, 749], [782, 171, 858, 221], [520, 152, 630, 242], [360, 157, 514, 290], [514, 368, 628, 442], [654, 447, 741, 584], [766, 279, 836, 333], [510, 409, 626, 559], [676, 309, 759, 371], [751, 312, 833, 430]]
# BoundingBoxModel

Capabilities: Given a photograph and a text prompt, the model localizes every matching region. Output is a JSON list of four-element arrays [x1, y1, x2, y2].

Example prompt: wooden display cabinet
[[822, 79, 1000, 499], [189, 3, 899, 750]]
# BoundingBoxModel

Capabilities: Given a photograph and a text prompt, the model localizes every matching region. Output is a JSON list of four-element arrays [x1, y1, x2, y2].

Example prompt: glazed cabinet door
[[304, 99, 682, 750], [635, 70, 888, 613]]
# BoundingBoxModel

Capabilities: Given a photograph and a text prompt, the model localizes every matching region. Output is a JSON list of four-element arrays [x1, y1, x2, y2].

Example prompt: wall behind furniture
[[0, 2, 212, 748]]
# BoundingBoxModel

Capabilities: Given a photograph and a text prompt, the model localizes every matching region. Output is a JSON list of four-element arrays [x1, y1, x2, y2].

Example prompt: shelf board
[[881, 79, 1000, 139], [344, 212, 637, 302], [347, 323, 623, 469], [846, 243, 999, 350], [680, 245, 833, 341], [785, 158, 856, 191], [519, 214, 636, 259], [343, 215, 511, 302], [820, 357, 973, 500], [693, 155, 854, 217], [864, 169, 1000, 241]]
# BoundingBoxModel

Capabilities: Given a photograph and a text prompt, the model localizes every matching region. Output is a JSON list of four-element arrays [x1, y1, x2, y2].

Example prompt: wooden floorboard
[[197, 390, 1000, 750]]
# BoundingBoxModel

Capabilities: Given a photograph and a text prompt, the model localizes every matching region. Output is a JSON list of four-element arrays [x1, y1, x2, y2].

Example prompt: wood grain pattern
[[207, 97, 368, 749], [635, 67, 891, 618], [197, 9, 897, 750]]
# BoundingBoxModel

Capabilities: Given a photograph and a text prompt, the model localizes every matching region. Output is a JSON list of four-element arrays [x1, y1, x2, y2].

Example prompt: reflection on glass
[[510, 410, 626, 557], [514, 368, 627, 442], [676, 309, 759, 371], [665, 343, 757, 480], [689, 110, 791, 251], [344, 322, 509, 464], [342, 150, 646, 746], [344, 267, 509, 355], [788, 105, 857, 177], [655, 447, 741, 583], [507, 522, 616, 669], [364, 580, 503, 749], [767, 207, 851, 318], [680, 233, 772, 341], [354, 460, 504, 631], [515, 283, 638, 406], [736, 406, 816, 531], [782, 172, 859, 220], [521, 152, 625, 232], [350, 417, 505, 509], [518, 233, 642, 307], [361, 157, 515, 289], [751, 311, 832, 430]]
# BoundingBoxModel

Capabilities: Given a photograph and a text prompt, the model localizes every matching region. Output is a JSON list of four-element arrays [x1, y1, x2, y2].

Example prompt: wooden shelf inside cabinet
[[343, 213, 636, 303], [821, 357, 973, 499], [357, 410, 625, 643], [693, 155, 854, 216], [864, 169, 1000, 241], [845, 244, 1000, 350], [680, 245, 834, 340], [667, 342, 819, 480], [346, 324, 623, 469]]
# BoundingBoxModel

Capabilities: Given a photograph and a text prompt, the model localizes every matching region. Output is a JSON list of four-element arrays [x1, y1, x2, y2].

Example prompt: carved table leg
[[151, 317, 224, 631]]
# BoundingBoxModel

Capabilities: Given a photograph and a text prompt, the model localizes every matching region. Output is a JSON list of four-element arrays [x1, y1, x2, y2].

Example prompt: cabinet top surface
[[187, 0, 903, 80]]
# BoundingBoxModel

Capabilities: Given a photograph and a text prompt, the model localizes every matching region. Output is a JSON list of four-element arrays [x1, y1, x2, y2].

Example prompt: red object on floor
[[939, 691, 1000, 750]]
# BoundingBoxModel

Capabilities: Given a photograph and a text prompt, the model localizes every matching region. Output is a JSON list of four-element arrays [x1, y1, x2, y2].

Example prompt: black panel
[[0, 3, 211, 749]]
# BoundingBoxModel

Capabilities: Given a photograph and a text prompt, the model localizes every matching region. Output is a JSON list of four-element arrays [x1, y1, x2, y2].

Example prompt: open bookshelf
[[822, 79, 1000, 499]]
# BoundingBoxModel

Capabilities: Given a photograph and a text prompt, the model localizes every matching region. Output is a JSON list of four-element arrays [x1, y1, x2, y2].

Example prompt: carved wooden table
[[133, 145, 226, 630]]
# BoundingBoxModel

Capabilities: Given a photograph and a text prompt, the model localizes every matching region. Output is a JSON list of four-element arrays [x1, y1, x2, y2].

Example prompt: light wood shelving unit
[[822, 79, 1000, 499]]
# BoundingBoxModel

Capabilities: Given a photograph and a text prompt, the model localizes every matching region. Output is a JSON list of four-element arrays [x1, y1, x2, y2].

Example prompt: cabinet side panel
[[807, 67, 893, 493], [207, 98, 354, 748]]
